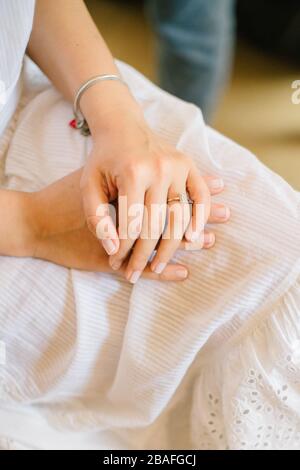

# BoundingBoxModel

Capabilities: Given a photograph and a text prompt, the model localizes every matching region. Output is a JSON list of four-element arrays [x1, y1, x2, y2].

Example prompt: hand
[[25, 0, 230, 282], [26, 170, 217, 281], [33, 224, 215, 281], [80, 108, 230, 283]]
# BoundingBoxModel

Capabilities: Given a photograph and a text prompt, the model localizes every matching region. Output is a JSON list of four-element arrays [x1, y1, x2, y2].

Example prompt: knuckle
[[125, 163, 145, 182], [155, 158, 171, 179], [186, 155, 195, 167], [175, 150, 191, 166]]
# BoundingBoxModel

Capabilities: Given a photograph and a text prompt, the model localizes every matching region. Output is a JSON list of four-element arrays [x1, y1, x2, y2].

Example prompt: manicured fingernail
[[208, 178, 224, 191], [190, 232, 200, 242], [129, 271, 142, 284], [204, 232, 215, 245], [185, 230, 201, 242], [175, 268, 188, 279], [102, 239, 117, 255], [185, 241, 203, 251], [110, 259, 122, 271], [211, 206, 230, 219], [153, 262, 166, 274]]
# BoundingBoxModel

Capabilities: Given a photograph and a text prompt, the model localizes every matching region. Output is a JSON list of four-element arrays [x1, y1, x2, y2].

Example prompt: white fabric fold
[[0, 0, 299, 450]]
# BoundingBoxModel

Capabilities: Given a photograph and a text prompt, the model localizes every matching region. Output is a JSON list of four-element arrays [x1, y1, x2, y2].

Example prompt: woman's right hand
[[33, 216, 216, 281]]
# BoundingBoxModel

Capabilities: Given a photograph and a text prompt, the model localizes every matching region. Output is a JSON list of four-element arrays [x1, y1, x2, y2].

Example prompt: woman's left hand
[[80, 105, 229, 284], [16, 168, 228, 282]]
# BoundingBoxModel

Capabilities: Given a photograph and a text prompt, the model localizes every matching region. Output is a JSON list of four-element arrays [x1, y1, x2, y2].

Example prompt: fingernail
[[185, 230, 201, 242], [102, 239, 117, 255], [153, 262, 166, 274], [111, 259, 122, 271], [185, 241, 203, 251], [211, 206, 229, 219], [204, 232, 215, 245], [129, 270, 142, 284], [175, 268, 188, 279], [189, 232, 200, 242], [208, 178, 224, 191]]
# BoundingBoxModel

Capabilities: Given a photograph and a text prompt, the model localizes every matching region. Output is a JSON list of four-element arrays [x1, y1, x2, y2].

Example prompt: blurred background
[[86, 0, 300, 189]]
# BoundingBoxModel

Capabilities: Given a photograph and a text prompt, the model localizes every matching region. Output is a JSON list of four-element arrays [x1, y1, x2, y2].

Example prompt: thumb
[[80, 171, 119, 255]]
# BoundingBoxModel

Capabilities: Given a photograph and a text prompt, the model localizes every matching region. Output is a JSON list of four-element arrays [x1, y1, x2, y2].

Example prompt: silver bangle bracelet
[[70, 74, 128, 136]]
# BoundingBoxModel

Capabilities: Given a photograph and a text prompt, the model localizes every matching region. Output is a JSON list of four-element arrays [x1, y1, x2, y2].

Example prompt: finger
[[159, 232, 215, 250], [80, 171, 119, 255], [109, 183, 145, 271], [110, 262, 189, 282], [144, 229, 215, 273], [148, 230, 215, 262], [104, 254, 189, 282], [182, 231, 216, 251], [150, 187, 191, 274], [208, 204, 231, 223], [203, 175, 225, 195], [185, 166, 211, 242], [125, 185, 168, 284], [141, 263, 188, 282], [184, 204, 229, 242]]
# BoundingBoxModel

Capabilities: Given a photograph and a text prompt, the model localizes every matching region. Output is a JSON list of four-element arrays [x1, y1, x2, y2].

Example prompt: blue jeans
[[145, 0, 236, 121]]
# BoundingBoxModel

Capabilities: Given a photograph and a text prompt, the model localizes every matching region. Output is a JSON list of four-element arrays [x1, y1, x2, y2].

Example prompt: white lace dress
[[0, 0, 299, 450]]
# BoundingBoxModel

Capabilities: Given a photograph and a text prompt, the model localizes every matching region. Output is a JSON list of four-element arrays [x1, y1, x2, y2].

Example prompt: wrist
[[26, 190, 57, 260], [79, 81, 143, 136], [0, 191, 40, 258], [24, 192, 45, 258]]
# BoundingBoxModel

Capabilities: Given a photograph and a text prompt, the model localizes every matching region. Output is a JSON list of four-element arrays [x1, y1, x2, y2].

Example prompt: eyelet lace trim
[[194, 352, 300, 450]]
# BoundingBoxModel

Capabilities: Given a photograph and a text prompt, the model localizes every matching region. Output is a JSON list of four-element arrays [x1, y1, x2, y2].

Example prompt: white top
[[0, 0, 299, 450], [0, 0, 35, 136]]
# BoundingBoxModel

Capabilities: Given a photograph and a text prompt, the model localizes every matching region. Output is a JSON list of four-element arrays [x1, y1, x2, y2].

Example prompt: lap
[[0, 60, 299, 447]]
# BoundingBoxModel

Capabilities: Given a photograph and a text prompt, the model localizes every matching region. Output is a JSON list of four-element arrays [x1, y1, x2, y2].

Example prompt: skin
[[0, 170, 230, 282], [26, 0, 230, 283]]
